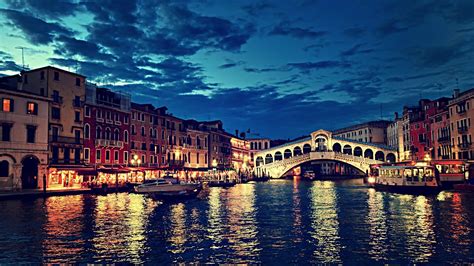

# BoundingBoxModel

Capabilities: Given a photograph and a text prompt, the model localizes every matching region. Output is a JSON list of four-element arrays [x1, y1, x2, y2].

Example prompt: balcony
[[96, 117, 104, 123], [457, 108, 467, 115], [52, 96, 63, 105], [106, 119, 113, 124], [95, 139, 124, 148], [438, 136, 450, 143], [49, 158, 84, 165], [72, 99, 84, 108], [458, 142, 472, 149], [49, 136, 83, 145], [114, 120, 122, 126], [458, 126, 469, 134]]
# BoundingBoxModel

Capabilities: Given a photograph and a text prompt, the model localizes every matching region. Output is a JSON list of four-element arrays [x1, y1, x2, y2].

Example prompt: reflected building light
[[366, 189, 388, 261], [309, 181, 342, 263]]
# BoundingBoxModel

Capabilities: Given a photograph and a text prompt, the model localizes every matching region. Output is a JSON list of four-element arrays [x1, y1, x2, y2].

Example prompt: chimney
[[235, 129, 239, 137], [453, 89, 460, 98], [394, 112, 399, 120]]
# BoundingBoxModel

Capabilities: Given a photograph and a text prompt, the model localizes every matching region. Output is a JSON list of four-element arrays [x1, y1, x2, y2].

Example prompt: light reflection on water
[[0, 179, 473, 264]]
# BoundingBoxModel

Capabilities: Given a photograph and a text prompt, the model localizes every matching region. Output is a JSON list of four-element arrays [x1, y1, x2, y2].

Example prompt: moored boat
[[208, 180, 236, 188], [368, 164, 441, 195], [134, 179, 202, 199]]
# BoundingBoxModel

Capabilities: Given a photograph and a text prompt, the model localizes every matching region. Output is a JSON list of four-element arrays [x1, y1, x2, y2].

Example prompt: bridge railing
[[257, 151, 383, 169]]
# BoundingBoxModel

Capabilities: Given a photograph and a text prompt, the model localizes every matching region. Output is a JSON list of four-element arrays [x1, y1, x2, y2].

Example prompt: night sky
[[0, 0, 473, 139]]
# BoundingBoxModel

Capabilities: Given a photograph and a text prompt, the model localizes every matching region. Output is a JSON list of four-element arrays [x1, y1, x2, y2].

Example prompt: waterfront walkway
[[0, 187, 92, 200]]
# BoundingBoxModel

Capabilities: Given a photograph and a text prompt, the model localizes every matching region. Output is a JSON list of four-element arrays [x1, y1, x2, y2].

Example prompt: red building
[[84, 84, 131, 167], [408, 98, 450, 161]]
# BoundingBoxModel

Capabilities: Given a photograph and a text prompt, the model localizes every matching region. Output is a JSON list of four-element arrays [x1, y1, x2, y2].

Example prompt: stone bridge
[[254, 129, 398, 178]]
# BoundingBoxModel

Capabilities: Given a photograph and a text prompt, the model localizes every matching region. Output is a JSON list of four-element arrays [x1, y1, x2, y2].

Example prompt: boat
[[430, 160, 467, 188], [303, 170, 316, 180], [207, 180, 237, 188], [367, 164, 441, 195], [134, 179, 202, 199]]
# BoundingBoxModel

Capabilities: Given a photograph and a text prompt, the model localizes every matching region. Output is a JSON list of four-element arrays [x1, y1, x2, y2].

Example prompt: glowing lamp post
[[130, 154, 143, 182]]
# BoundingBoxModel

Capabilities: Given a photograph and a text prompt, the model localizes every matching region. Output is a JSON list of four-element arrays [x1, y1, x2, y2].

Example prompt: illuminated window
[[26, 102, 38, 115], [2, 98, 14, 112]]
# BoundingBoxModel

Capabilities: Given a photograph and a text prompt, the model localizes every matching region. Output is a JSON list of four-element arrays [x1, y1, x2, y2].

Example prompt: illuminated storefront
[[48, 168, 84, 188]]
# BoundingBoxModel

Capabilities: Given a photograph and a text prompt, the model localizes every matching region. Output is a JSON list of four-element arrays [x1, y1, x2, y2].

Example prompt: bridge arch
[[386, 153, 396, 162], [343, 144, 352, 155], [275, 151, 283, 161], [280, 158, 366, 179], [354, 146, 363, 157], [303, 144, 311, 154], [364, 149, 373, 159], [256, 156, 264, 166], [293, 146, 302, 156], [284, 149, 292, 159], [265, 154, 273, 164], [333, 143, 341, 152], [375, 151, 385, 161]]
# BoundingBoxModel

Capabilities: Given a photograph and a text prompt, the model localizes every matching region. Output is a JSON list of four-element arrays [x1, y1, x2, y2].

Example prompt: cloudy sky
[[0, 0, 473, 138]]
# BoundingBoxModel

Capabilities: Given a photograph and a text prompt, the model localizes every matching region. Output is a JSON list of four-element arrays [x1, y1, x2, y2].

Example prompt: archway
[[333, 143, 341, 152], [265, 154, 273, 164], [256, 156, 264, 167], [293, 146, 302, 156], [303, 144, 311, 154], [343, 145, 352, 155], [0, 160, 9, 177], [21, 155, 39, 189], [315, 135, 328, 151], [364, 149, 373, 159], [354, 147, 363, 157], [284, 149, 292, 159], [375, 151, 385, 161], [275, 151, 283, 161], [386, 153, 396, 162], [280, 159, 366, 179]]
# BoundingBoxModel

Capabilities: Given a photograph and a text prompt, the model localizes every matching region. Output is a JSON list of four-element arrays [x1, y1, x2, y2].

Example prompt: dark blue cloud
[[0, 8, 72, 44], [269, 21, 326, 39]]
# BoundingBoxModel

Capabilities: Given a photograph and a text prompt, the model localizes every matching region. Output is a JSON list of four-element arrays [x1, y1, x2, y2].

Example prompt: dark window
[[26, 125, 36, 143], [1, 123, 12, 141], [74, 96, 81, 107], [84, 148, 90, 161], [75, 78, 81, 86], [96, 150, 101, 161], [114, 151, 119, 161], [141, 126, 145, 136], [64, 147, 70, 163], [105, 150, 110, 161], [74, 148, 81, 163], [23, 74, 28, 84], [52, 147, 59, 163], [54, 71, 59, 81], [52, 127, 59, 141], [150, 143, 154, 151], [2, 98, 14, 112], [131, 141, 135, 149], [26, 102, 38, 115], [51, 107, 60, 120], [141, 143, 146, 150], [74, 111, 80, 122], [85, 106, 90, 117], [0, 160, 9, 177], [40, 71, 45, 80], [40, 88, 45, 96], [75, 130, 81, 144]]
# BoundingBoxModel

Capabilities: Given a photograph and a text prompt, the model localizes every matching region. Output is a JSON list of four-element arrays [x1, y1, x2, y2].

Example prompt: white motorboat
[[134, 179, 201, 199]]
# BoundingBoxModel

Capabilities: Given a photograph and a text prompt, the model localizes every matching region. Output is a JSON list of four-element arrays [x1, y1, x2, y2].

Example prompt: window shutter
[[10, 99, 14, 112]]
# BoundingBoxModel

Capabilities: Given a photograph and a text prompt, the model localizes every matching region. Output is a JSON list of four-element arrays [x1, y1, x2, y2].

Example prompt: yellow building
[[1, 66, 87, 188]]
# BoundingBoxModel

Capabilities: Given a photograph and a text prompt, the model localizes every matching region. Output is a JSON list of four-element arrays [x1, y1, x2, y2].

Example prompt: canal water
[[0, 179, 473, 264]]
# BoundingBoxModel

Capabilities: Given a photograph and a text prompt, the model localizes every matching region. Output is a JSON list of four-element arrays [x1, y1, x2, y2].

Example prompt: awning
[[97, 168, 131, 174]]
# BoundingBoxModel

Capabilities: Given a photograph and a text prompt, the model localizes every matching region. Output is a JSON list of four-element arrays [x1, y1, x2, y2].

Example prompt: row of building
[[330, 89, 473, 163], [0, 66, 271, 190]]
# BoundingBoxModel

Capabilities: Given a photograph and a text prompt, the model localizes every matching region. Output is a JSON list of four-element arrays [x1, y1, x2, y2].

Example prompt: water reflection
[[42, 195, 86, 262], [309, 181, 341, 263], [391, 194, 436, 263], [0, 180, 473, 264], [226, 184, 260, 261], [366, 188, 388, 261]]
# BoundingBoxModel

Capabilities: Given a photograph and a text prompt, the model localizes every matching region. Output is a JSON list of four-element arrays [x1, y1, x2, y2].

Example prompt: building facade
[[84, 84, 131, 167], [0, 87, 49, 190], [449, 89, 474, 160], [202, 121, 232, 170], [231, 137, 251, 173], [387, 112, 404, 161], [332, 120, 391, 144]]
